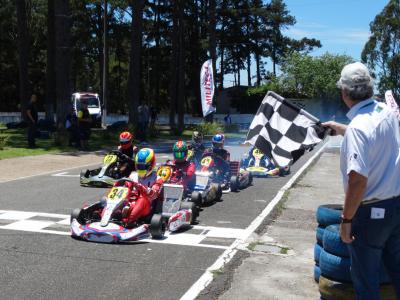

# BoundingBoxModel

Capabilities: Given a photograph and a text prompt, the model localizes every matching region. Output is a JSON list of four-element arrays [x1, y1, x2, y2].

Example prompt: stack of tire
[[314, 204, 396, 300]]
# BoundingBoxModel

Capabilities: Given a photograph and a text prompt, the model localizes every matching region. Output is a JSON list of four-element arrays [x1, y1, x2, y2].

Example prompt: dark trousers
[[28, 122, 37, 147], [348, 196, 400, 300]]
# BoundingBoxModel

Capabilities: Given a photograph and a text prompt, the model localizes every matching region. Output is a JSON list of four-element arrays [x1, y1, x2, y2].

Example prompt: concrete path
[[219, 149, 344, 299]]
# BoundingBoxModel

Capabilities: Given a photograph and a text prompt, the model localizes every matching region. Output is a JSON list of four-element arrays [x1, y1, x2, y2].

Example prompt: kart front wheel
[[150, 214, 166, 239], [180, 202, 198, 224], [71, 208, 83, 225], [230, 176, 238, 192]]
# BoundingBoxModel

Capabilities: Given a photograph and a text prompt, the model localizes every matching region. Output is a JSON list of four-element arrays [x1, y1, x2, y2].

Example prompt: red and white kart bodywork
[[70, 179, 195, 243]]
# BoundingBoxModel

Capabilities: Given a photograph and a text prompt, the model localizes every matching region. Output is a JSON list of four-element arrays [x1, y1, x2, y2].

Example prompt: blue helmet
[[212, 133, 225, 149]]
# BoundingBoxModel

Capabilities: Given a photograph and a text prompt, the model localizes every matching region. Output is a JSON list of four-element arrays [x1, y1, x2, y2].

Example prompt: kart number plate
[[107, 187, 128, 202], [201, 156, 212, 167], [103, 154, 118, 166]]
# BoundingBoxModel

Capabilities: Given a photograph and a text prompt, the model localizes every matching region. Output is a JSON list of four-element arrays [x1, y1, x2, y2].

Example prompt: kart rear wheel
[[191, 191, 202, 206], [212, 183, 222, 201], [180, 202, 198, 224], [150, 214, 166, 239], [71, 208, 83, 225], [248, 173, 253, 186], [230, 176, 238, 192]]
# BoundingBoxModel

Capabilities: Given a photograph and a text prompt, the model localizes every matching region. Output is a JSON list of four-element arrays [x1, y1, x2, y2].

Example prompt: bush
[[223, 124, 239, 133], [196, 122, 223, 135], [0, 134, 8, 150]]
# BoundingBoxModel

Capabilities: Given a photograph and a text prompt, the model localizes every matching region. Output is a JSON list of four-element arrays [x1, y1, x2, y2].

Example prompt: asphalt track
[[0, 143, 321, 300]]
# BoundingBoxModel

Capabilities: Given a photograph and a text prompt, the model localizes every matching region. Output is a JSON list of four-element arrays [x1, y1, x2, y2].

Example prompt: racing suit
[[166, 160, 196, 191], [203, 148, 231, 182], [188, 142, 205, 167], [247, 149, 275, 169], [122, 171, 164, 225]]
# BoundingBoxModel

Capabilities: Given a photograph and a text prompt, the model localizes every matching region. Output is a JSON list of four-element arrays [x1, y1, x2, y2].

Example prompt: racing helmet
[[119, 131, 133, 150], [192, 131, 203, 145], [212, 133, 225, 149], [135, 148, 156, 178], [173, 140, 188, 162]]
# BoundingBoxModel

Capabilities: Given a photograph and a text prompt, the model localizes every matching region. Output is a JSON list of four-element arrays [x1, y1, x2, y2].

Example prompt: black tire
[[150, 214, 166, 239], [230, 176, 238, 192], [323, 225, 349, 257], [180, 201, 198, 224], [248, 173, 253, 186], [314, 243, 323, 265], [316, 204, 343, 227], [316, 225, 325, 246], [319, 275, 397, 300], [71, 208, 83, 224], [191, 191, 202, 207], [213, 183, 222, 201]]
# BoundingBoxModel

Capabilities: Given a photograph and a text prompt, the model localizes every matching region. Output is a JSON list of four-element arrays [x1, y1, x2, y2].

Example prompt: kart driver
[[187, 131, 205, 164], [117, 131, 138, 177], [121, 148, 164, 225], [203, 133, 231, 182], [246, 147, 290, 176], [166, 141, 196, 189]]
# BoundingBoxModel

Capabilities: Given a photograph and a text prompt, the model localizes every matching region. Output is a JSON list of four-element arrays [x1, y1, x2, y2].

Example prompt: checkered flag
[[245, 91, 327, 167]]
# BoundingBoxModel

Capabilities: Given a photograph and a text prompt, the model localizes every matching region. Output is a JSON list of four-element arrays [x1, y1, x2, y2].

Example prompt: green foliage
[[279, 52, 353, 99], [223, 123, 239, 133], [362, 0, 400, 99], [196, 122, 223, 135], [0, 134, 8, 150]]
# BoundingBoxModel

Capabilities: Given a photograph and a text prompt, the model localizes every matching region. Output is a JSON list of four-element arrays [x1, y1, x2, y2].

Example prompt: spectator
[[66, 106, 78, 147], [224, 112, 232, 124], [77, 101, 92, 150], [137, 102, 150, 143], [323, 62, 400, 300], [150, 105, 158, 129], [26, 94, 38, 148]]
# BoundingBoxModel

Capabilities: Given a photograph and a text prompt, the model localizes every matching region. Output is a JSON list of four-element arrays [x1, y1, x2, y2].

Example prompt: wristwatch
[[340, 215, 352, 224]]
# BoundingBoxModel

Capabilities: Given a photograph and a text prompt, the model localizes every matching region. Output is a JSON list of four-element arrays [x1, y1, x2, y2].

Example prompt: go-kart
[[157, 163, 221, 207], [80, 150, 135, 187], [199, 154, 252, 194], [71, 178, 196, 243], [240, 148, 290, 177], [161, 183, 198, 231]]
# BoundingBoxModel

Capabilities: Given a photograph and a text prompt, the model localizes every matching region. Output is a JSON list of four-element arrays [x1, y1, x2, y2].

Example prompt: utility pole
[[102, 0, 109, 128]]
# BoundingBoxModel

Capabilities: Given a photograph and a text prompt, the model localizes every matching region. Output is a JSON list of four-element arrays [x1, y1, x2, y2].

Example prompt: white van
[[71, 92, 102, 127]]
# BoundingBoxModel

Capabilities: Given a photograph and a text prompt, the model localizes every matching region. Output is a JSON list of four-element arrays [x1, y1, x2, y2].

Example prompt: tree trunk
[[154, 0, 161, 107], [219, 46, 224, 90], [15, 0, 30, 119], [208, 0, 216, 122], [54, 0, 71, 128], [176, 0, 185, 133], [45, 0, 56, 121], [102, 0, 109, 126], [127, 0, 144, 125], [255, 52, 261, 86], [247, 53, 251, 86], [168, 0, 179, 129], [96, 4, 103, 94]]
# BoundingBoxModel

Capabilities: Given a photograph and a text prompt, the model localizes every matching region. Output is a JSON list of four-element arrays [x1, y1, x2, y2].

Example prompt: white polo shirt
[[340, 99, 400, 201]]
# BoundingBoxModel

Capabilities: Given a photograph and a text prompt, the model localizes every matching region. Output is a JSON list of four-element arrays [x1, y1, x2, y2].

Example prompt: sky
[[224, 0, 389, 87]]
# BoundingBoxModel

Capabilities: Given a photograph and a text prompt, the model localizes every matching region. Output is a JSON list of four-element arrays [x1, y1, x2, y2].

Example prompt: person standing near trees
[[323, 62, 400, 300], [26, 94, 38, 148], [77, 101, 92, 150]]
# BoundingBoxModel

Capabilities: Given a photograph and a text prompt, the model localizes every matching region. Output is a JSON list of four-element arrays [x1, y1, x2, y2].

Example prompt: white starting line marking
[[0, 210, 246, 250], [52, 172, 80, 177]]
